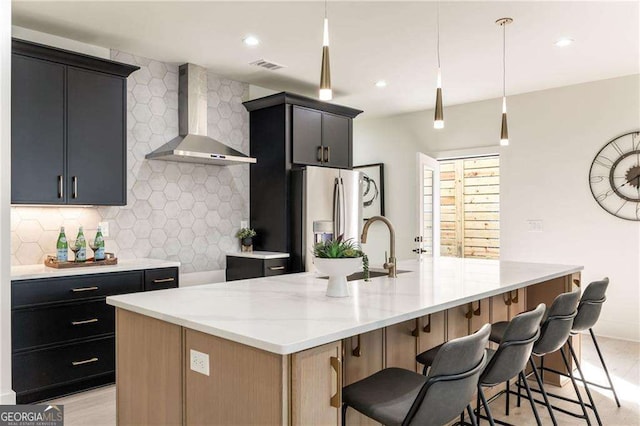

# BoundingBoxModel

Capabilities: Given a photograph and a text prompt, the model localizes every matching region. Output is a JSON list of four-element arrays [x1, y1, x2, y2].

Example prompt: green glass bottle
[[56, 226, 68, 262], [94, 226, 105, 261], [76, 226, 87, 262]]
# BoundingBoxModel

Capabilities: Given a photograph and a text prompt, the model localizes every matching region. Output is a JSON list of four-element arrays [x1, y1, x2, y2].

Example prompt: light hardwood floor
[[46, 336, 639, 425]]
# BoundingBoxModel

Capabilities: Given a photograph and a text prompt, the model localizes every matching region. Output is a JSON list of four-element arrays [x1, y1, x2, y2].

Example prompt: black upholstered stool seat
[[342, 368, 427, 426]]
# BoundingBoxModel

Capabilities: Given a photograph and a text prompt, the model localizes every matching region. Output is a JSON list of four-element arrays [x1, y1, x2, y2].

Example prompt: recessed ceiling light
[[554, 37, 574, 47], [375, 80, 387, 88], [243, 35, 260, 46]]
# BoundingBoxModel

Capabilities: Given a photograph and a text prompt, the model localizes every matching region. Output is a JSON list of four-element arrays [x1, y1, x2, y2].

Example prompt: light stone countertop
[[11, 258, 181, 281], [107, 257, 582, 355], [226, 251, 290, 260]]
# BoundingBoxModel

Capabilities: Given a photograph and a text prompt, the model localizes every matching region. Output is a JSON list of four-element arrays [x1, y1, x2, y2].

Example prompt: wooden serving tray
[[44, 254, 118, 269]]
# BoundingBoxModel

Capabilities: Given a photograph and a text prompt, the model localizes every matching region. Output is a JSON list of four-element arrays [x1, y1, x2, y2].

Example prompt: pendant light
[[433, 2, 444, 129], [319, 0, 332, 101], [496, 17, 512, 146]]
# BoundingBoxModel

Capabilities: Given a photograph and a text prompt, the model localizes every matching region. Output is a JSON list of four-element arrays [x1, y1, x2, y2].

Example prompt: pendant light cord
[[436, 1, 441, 68], [502, 22, 506, 98], [325, 0, 327, 19]]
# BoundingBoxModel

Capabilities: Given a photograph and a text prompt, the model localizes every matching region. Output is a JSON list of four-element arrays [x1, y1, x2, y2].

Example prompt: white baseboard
[[0, 389, 16, 404], [179, 270, 226, 287]]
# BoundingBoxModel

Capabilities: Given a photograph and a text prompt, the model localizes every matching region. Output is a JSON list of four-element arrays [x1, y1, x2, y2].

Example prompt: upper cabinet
[[11, 39, 139, 205]]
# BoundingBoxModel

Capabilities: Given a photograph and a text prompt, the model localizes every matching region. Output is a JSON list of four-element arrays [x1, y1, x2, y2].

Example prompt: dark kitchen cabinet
[[11, 55, 65, 204], [292, 106, 352, 169], [225, 255, 288, 282], [243, 92, 362, 255], [11, 39, 138, 206], [67, 68, 126, 205]]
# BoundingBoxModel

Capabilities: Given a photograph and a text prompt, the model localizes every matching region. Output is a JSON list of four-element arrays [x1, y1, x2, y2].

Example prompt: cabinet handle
[[572, 278, 581, 288], [72, 176, 78, 199], [71, 318, 98, 326], [329, 356, 342, 408], [324, 146, 331, 163], [423, 314, 432, 333], [71, 286, 99, 292], [153, 277, 175, 284], [473, 301, 482, 316], [71, 357, 99, 366], [503, 293, 512, 306], [411, 318, 420, 337], [510, 290, 519, 304], [465, 302, 474, 319], [268, 266, 285, 271], [58, 175, 64, 199], [317, 146, 324, 163], [351, 335, 361, 357]]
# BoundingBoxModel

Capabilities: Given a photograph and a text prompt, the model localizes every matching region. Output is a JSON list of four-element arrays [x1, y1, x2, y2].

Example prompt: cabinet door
[[447, 304, 470, 340], [385, 319, 419, 371], [416, 312, 446, 373], [343, 330, 384, 426], [67, 67, 126, 205], [11, 55, 65, 204], [469, 298, 490, 333], [291, 341, 342, 426], [508, 288, 527, 318], [322, 113, 351, 169], [292, 106, 323, 166]]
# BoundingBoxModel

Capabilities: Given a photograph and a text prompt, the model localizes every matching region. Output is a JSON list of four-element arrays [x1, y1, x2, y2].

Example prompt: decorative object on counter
[[313, 236, 367, 297], [588, 131, 640, 221], [75, 227, 87, 262], [56, 227, 68, 262], [236, 227, 257, 252], [91, 226, 106, 261], [354, 163, 385, 220], [45, 252, 118, 269], [496, 17, 513, 146]]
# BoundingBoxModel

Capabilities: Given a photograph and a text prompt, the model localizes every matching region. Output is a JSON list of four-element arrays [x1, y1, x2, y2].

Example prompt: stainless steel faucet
[[361, 216, 397, 278]]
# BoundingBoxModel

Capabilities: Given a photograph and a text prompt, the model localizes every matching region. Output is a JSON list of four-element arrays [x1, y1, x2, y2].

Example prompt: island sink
[[320, 269, 410, 281]]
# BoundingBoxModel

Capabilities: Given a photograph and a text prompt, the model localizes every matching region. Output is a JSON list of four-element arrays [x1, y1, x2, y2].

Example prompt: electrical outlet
[[190, 349, 210, 376], [240, 220, 248, 229], [527, 220, 543, 233], [98, 221, 109, 237]]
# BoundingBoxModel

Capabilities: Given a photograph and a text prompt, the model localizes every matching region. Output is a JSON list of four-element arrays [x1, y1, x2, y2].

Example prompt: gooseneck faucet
[[361, 216, 397, 278]]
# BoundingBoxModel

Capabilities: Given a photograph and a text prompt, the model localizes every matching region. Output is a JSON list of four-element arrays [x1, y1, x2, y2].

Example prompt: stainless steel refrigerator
[[291, 166, 363, 272]]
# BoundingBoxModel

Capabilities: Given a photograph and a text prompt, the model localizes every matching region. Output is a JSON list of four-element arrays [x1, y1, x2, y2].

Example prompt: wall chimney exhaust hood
[[146, 63, 256, 165]]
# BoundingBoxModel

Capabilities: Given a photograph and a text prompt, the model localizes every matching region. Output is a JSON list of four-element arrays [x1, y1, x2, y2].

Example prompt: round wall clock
[[589, 131, 640, 221]]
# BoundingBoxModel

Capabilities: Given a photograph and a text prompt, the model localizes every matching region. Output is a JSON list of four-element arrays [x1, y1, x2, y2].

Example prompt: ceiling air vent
[[249, 59, 286, 71]]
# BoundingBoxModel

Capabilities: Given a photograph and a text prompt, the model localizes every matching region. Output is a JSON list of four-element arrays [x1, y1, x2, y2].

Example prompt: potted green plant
[[236, 228, 257, 252], [313, 236, 369, 297]]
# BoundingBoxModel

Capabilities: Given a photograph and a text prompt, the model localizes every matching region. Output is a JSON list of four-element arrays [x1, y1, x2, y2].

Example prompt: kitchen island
[[107, 257, 582, 425]]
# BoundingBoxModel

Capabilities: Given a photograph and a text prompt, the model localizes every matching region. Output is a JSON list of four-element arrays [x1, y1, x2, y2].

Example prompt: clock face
[[589, 131, 640, 221]]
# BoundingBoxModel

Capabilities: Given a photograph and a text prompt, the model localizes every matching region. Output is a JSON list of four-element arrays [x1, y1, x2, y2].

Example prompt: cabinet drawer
[[144, 267, 179, 291], [12, 300, 115, 351], [12, 336, 115, 393], [12, 271, 143, 308], [264, 258, 288, 277]]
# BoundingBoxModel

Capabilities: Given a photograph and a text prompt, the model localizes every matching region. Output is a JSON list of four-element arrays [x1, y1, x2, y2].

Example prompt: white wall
[[354, 75, 640, 341], [12, 26, 110, 59], [0, 1, 15, 404]]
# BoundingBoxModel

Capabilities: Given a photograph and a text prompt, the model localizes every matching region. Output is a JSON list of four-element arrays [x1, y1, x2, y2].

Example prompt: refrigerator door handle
[[333, 177, 346, 238]]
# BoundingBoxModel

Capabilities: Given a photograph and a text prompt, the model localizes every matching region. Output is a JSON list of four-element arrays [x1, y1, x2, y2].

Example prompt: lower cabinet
[[12, 266, 179, 403], [225, 255, 289, 281], [384, 319, 419, 371], [415, 312, 447, 373], [291, 341, 343, 426]]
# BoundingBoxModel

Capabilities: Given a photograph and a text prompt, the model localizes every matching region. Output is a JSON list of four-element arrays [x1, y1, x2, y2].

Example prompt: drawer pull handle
[[268, 266, 285, 271], [317, 146, 323, 163], [329, 356, 342, 408], [71, 286, 99, 292], [153, 277, 175, 284], [510, 290, 519, 304], [352, 335, 361, 357], [72, 357, 98, 366], [503, 293, 512, 306], [411, 318, 420, 337], [423, 314, 432, 333], [71, 318, 99, 326], [72, 176, 78, 199], [58, 175, 64, 199]]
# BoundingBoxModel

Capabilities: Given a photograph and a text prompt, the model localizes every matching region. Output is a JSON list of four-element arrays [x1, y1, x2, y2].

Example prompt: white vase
[[314, 257, 363, 298]]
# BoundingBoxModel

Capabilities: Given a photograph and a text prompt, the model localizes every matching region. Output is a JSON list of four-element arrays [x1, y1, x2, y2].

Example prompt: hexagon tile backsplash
[[10, 50, 250, 273]]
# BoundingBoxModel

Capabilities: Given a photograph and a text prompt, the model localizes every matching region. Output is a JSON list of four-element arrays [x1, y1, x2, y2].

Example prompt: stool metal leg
[[529, 357, 558, 426], [505, 379, 510, 416], [467, 404, 478, 426], [341, 404, 347, 426], [560, 347, 591, 426], [569, 339, 603, 425], [589, 328, 621, 407], [519, 371, 542, 426], [478, 387, 496, 426]]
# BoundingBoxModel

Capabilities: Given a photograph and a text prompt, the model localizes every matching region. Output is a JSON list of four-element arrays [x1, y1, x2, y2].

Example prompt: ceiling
[[12, 1, 640, 118]]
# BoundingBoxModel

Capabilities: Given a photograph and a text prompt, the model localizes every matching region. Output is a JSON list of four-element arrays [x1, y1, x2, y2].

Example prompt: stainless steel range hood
[[146, 63, 256, 165]]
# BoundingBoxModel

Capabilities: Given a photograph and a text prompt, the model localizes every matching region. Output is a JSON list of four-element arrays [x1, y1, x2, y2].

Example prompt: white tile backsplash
[[10, 50, 250, 273]]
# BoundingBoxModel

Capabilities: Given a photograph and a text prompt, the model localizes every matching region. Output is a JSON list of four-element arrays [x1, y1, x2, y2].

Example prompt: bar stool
[[491, 290, 601, 425], [416, 304, 546, 426], [541, 278, 620, 407], [342, 324, 490, 426]]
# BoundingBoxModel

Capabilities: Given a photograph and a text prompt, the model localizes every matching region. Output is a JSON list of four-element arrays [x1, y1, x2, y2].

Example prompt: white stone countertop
[[226, 251, 290, 260], [107, 257, 582, 355], [11, 258, 181, 281]]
